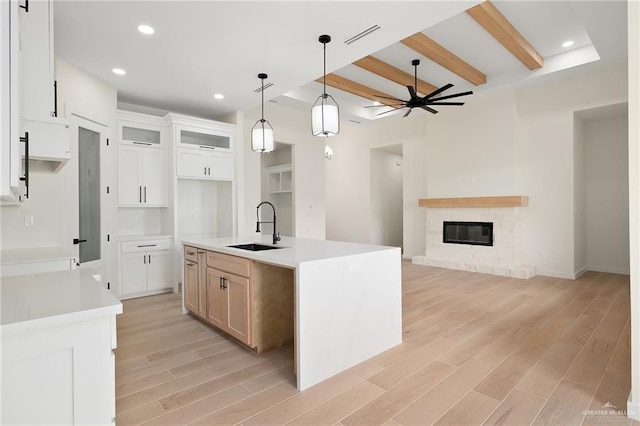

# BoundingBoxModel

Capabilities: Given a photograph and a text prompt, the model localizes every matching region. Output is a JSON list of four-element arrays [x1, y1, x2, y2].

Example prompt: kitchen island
[[1, 268, 122, 425], [182, 235, 402, 390]]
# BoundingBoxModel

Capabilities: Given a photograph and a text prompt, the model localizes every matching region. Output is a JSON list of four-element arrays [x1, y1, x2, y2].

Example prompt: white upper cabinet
[[20, 0, 55, 120], [167, 113, 235, 181], [0, 0, 23, 204], [117, 111, 168, 207]]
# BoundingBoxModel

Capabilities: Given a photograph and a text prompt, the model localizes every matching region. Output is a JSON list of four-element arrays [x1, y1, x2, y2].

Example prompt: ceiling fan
[[367, 59, 473, 118]]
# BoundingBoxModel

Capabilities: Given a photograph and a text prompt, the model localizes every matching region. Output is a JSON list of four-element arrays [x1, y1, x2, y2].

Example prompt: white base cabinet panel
[[1, 316, 117, 425], [120, 238, 172, 299]]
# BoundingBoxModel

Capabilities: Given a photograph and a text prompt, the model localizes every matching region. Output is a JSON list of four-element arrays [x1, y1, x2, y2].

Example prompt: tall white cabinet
[[115, 111, 236, 299]]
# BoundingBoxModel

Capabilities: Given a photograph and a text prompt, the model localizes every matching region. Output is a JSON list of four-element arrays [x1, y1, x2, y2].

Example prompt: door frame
[[65, 109, 109, 271]]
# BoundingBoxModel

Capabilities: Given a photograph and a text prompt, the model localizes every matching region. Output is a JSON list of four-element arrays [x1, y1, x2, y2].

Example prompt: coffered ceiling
[[54, 1, 628, 122]]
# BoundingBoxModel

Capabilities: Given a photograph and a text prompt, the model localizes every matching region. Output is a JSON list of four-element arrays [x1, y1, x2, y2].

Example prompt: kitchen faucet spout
[[256, 201, 280, 245]]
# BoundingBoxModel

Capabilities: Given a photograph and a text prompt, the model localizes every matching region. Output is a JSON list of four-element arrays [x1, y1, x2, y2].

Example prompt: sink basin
[[226, 243, 285, 251]]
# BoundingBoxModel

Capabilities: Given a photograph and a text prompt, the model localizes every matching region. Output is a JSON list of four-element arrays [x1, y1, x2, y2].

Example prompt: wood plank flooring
[[115, 262, 631, 425]]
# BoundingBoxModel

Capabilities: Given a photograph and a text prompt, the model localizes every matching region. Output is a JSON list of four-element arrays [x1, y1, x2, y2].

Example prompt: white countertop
[[182, 235, 397, 268], [117, 234, 172, 242], [0, 247, 77, 265], [1, 268, 122, 337]]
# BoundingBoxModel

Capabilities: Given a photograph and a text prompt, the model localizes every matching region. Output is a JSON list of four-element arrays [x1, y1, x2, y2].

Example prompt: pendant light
[[251, 73, 275, 153], [312, 35, 340, 137]]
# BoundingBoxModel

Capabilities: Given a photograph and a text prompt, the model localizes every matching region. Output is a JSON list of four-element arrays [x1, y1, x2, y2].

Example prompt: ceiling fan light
[[251, 119, 275, 152], [312, 94, 339, 137]]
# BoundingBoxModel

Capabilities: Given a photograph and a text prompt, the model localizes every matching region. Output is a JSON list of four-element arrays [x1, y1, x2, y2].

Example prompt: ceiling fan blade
[[421, 106, 439, 114], [423, 83, 454, 100], [427, 102, 465, 106], [429, 91, 473, 102], [407, 86, 417, 99], [376, 107, 405, 116], [373, 94, 406, 102], [364, 103, 405, 108], [403, 108, 413, 118]]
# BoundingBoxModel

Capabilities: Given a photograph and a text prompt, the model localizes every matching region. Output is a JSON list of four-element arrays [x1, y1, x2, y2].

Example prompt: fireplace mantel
[[418, 195, 528, 208]]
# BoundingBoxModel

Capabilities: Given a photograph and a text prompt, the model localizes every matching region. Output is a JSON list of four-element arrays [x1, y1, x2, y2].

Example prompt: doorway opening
[[370, 144, 403, 250]]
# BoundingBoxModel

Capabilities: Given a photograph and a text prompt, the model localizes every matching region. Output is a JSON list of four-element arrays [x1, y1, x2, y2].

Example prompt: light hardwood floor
[[115, 262, 632, 425]]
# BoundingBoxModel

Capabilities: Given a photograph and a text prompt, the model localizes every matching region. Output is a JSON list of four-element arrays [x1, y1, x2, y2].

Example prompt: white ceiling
[[54, 1, 628, 122]]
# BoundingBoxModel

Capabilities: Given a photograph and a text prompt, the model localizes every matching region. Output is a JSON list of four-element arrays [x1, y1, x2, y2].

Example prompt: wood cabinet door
[[224, 273, 251, 346], [197, 251, 207, 318], [184, 260, 198, 314], [206, 268, 226, 330]]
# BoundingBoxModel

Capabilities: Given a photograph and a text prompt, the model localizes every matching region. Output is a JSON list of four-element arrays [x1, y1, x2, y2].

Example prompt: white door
[[68, 115, 108, 270]]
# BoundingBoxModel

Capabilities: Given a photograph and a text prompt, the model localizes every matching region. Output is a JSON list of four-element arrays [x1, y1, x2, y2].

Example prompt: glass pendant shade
[[251, 119, 275, 152], [312, 34, 339, 137], [312, 94, 339, 137]]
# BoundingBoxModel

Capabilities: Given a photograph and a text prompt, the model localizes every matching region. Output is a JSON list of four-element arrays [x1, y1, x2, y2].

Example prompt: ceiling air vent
[[254, 82, 274, 93], [344, 25, 381, 45]]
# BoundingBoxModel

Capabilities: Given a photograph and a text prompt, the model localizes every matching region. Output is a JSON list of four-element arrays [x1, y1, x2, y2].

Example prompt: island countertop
[[182, 235, 397, 268], [1, 268, 123, 337]]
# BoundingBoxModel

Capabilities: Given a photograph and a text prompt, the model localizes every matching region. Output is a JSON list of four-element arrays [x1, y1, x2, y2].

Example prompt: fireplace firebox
[[443, 221, 493, 246]]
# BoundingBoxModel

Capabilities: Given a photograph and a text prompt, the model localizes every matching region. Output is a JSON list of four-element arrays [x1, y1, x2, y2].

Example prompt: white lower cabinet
[[120, 238, 172, 299], [176, 147, 233, 180]]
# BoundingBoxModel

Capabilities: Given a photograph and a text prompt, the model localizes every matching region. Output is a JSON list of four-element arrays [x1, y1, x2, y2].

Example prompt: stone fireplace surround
[[412, 196, 535, 279]]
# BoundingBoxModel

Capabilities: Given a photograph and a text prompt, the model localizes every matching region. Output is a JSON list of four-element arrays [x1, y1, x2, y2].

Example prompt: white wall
[[628, 0, 640, 416], [242, 104, 325, 240], [322, 64, 627, 277], [585, 116, 629, 274], [325, 114, 428, 257], [574, 116, 587, 276], [0, 58, 117, 252], [370, 149, 403, 248]]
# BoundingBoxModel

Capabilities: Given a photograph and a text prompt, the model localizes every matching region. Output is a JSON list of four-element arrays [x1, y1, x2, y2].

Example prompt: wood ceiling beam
[[466, 0, 543, 70], [401, 32, 486, 86], [353, 56, 438, 96], [316, 74, 401, 107]]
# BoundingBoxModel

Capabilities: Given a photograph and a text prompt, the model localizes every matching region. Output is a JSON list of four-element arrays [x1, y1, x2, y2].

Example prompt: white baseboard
[[588, 265, 631, 275], [573, 266, 588, 279], [628, 394, 640, 421]]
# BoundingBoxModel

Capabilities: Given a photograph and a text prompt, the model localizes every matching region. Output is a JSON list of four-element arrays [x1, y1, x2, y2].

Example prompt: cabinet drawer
[[184, 245, 198, 262], [121, 239, 172, 253], [207, 251, 251, 277]]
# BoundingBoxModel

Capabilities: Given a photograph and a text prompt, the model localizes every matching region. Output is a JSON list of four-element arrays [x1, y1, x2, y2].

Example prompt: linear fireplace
[[443, 221, 493, 246]]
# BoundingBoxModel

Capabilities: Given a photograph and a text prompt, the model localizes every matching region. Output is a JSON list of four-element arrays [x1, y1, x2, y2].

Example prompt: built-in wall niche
[[260, 144, 294, 237], [117, 208, 171, 237], [176, 179, 233, 238]]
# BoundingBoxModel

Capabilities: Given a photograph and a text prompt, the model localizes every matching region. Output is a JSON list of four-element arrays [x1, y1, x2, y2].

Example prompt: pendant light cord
[[323, 41, 327, 96], [261, 77, 265, 121]]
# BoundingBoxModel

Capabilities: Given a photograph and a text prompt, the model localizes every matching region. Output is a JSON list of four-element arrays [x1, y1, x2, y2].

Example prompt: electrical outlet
[[24, 216, 34, 226]]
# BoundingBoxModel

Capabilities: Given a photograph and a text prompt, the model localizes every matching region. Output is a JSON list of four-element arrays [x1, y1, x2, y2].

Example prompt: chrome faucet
[[256, 201, 280, 245]]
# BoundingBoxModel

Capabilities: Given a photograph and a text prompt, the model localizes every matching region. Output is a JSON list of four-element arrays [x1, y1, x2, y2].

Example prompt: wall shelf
[[267, 164, 292, 194], [418, 195, 528, 208]]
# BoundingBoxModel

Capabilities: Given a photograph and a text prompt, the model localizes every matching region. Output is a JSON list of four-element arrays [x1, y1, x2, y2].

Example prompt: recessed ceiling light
[[137, 24, 155, 35], [112, 68, 126, 75], [373, 101, 382, 106], [214, 93, 224, 100], [562, 40, 574, 48]]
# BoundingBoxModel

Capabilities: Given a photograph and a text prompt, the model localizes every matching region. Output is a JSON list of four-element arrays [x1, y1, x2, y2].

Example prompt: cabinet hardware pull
[[197, 251, 204, 254], [219, 276, 223, 290], [53, 81, 58, 117], [204, 167, 207, 176], [19, 132, 29, 199], [186, 251, 195, 255], [137, 244, 157, 248], [144, 255, 147, 264], [132, 141, 152, 146], [144, 186, 147, 203], [222, 277, 227, 290], [186, 262, 194, 267], [200, 146, 216, 150], [149, 254, 151, 264], [139, 186, 142, 203]]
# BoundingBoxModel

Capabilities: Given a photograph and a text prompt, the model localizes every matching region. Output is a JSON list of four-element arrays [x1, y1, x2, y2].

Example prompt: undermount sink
[[226, 243, 285, 251]]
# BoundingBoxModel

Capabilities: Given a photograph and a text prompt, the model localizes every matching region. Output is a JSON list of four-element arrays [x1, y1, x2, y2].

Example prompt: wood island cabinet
[[183, 246, 293, 353]]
